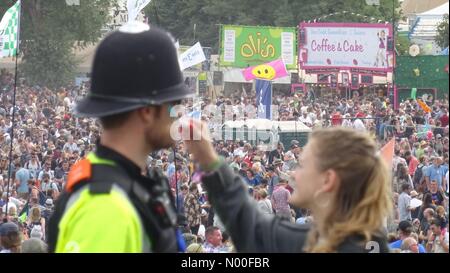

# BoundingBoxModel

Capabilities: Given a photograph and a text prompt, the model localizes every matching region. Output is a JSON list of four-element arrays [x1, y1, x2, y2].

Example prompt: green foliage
[[145, 0, 402, 52], [436, 14, 449, 49], [0, 0, 113, 89], [396, 35, 411, 56]]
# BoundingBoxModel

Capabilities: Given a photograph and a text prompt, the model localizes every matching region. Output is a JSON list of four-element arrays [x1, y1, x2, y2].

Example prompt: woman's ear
[[321, 169, 340, 193]]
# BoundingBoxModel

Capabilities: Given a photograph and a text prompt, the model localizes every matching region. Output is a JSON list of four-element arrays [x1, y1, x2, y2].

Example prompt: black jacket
[[202, 163, 390, 253]]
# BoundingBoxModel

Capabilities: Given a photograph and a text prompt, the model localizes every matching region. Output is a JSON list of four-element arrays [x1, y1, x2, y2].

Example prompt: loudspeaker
[[387, 37, 394, 52], [291, 73, 299, 84], [299, 28, 306, 45], [213, 71, 223, 86], [351, 74, 359, 87]]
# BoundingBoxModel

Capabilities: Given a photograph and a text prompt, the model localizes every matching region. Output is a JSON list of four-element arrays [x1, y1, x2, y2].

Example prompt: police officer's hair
[[99, 111, 133, 130]]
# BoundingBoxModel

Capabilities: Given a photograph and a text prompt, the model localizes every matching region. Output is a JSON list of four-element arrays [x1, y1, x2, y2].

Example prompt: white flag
[[127, 0, 152, 22], [365, 0, 380, 5], [179, 42, 206, 71]]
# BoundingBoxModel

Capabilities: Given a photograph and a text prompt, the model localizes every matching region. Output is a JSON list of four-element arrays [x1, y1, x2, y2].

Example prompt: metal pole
[[4, 0, 21, 223], [173, 147, 178, 211], [392, 0, 396, 105]]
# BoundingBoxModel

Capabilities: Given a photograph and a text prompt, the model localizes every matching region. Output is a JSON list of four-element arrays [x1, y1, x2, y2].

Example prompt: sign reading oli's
[[220, 25, 297, 70], [298, 23, 394, 72]]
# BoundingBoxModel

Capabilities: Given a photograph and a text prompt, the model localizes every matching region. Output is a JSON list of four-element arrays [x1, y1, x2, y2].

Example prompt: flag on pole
[[365, 0, 380, 5], [127, 0, 152, 22], [380, 138, 395, 170], [18, 210, 27, 223], [255, 79, 272, 120], [243, 59, 289, 81], [179, 42, 206, 71], [18, 201, 29, 223], [0, 0, 20, 58]]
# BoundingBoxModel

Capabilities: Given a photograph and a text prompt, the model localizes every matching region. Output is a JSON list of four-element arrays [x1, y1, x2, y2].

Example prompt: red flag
[[380, 138, 395, 169]]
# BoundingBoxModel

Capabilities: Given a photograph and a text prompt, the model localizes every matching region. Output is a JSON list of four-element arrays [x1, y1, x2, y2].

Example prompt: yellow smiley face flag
[[242, 59, 288, 81]]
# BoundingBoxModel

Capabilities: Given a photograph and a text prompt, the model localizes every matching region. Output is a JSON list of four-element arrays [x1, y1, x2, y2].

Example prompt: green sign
[[198, 72, 207, 81], [220, 25, 297, 70]]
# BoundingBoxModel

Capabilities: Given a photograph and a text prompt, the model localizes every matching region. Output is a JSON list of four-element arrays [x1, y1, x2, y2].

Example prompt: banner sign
[[305, 68, 340, 74], [299, 23, 393, 72], [350, 68, 388, 76], [220, 25, 297, 70]]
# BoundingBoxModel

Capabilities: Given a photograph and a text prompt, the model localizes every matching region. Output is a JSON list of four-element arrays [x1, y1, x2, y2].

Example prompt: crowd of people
[[0, 67, 448, 253]]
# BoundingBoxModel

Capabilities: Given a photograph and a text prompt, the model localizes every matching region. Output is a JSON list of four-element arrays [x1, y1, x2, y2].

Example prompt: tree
[[436, 14, 449, 49], [145, 0, 402, 53], [396, 35, 411, 56], [0, 0, 114, 88]]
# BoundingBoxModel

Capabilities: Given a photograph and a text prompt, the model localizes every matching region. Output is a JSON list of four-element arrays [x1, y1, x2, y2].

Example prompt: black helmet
[[76, 22, 194, 118]]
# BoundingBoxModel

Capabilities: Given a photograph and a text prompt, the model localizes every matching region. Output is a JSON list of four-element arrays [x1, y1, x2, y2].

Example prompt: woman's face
[[292, 140, 324, 207]]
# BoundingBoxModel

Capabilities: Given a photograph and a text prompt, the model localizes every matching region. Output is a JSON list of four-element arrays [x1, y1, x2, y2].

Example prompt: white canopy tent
[[419, 2, 449, 15]]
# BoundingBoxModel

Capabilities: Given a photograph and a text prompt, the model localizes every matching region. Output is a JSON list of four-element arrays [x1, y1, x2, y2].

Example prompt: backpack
[[413, 165, 425, 187], [41, 208, 52, 223], [27, 220, 42, 238], [51, 181, 62, 193], [38, 190, 47, 206]]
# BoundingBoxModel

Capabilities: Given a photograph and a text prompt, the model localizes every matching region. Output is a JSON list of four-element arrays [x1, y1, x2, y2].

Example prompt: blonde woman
[[27, 207, 46, 241], [257, 189, 273, 215], [6, 206, 18, 223], [185, 124, 392, 253]]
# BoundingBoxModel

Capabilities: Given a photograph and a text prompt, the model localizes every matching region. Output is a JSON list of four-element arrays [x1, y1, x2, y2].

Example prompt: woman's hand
[[428, 231, 435, 243], [182, 119, 219, 171]]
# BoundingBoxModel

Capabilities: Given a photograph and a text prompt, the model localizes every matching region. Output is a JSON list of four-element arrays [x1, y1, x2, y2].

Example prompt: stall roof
[[275, 121, 312, 132]]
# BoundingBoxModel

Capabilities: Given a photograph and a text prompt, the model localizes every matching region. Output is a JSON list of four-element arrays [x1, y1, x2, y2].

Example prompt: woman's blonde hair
[[259, 189, 268, 199], [8, 206, 17, 217], [304, 128, 392, 253], [251, 162, 262, 173], [436, 206, 445, 216], [30, 207, 41, 223]]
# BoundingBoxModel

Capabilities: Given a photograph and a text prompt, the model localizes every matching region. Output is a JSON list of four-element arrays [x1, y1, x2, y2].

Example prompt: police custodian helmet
[[76, 21, 194, 118]]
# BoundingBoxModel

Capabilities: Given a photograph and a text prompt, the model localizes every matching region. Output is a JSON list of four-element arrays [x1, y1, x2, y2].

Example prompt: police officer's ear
[[136, 106, 163, 126]]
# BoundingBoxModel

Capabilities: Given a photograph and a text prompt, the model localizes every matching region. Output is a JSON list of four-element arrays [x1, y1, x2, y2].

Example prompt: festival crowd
[[0, 69, 448, 253]]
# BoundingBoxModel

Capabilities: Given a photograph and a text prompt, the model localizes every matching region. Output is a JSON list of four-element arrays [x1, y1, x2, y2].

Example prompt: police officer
[[48, 22, 194, 253]]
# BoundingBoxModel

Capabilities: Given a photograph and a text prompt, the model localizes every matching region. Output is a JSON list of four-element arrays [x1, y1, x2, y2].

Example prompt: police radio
[[147, 170, 178, 228]]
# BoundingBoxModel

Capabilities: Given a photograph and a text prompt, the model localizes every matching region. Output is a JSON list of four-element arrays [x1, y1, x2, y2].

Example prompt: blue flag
[[255, 79, 272, 119]]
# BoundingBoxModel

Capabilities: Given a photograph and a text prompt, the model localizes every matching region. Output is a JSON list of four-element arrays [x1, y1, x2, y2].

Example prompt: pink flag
[[242, 59, 289, 81]]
